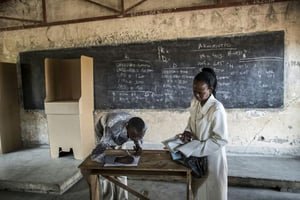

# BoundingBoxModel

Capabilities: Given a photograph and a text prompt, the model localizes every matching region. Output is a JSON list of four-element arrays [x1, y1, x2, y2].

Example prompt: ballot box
[[44, 56, 94, 160]]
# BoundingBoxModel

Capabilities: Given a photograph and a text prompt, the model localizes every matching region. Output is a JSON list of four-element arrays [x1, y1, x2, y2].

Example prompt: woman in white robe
[[177, 68, 228, 200]]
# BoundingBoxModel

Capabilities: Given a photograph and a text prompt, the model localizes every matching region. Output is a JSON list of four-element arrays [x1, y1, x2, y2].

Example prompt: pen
[[126, 149, 133, 157]]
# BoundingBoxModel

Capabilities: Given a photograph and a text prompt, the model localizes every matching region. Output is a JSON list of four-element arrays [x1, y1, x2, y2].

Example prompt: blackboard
[[19, 31, 284, 110]]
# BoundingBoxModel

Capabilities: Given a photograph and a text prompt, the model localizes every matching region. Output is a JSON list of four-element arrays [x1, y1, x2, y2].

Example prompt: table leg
[[187, 172, 192, 200], [81, 169, 100, 200]]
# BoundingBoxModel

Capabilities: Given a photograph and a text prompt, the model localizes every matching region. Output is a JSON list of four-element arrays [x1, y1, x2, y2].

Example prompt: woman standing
[[178, 67, 228, 200]]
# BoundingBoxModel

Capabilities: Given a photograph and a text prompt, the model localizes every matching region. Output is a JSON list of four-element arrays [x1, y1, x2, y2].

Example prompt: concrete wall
[[0, 1, 299, 155]]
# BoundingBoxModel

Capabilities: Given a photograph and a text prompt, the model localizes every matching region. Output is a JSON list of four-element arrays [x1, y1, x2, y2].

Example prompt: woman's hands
[[178, 131, 194, 143]]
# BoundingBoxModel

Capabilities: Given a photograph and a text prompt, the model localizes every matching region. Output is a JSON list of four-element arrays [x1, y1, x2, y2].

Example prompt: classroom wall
[[0, 1, 299, 156]]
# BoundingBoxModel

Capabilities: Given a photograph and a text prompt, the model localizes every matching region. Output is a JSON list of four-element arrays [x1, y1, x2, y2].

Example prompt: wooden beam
[[103, 176, 150, 200], [84, 0, 120, 13], [121, 0, 125, 16], [124, 0, 148, 13], [0, 16, 42, 23], [42, 0, 47, 23]]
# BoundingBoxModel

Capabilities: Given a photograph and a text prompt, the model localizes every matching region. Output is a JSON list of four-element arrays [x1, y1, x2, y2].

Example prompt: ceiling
[[0, 0, 290, 31]]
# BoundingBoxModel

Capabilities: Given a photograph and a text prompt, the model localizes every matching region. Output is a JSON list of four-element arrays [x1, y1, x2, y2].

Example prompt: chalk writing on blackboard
[[20, 31, 284, 109]]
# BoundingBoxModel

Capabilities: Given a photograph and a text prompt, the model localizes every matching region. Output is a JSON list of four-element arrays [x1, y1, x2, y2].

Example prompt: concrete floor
[[0, 146, 300, 200], [1, 178, 300, 200], [0, 146, 82, 194]]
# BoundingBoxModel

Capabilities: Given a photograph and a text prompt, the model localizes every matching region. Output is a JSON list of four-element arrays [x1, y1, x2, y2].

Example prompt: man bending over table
[[91, 111, 147, 200]]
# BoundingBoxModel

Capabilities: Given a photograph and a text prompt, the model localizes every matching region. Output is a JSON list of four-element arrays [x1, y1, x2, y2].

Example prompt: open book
[[161, 136, 184, 160], [162, 135, 200, 159]]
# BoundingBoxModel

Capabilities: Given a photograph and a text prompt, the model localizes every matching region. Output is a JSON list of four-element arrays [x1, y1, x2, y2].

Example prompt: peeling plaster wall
[[0, 1, 299, 155]]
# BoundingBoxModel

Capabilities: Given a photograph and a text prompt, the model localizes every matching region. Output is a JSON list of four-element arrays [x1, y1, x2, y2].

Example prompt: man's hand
[[133, 142, 143, 156], [114, 155, 134, 164]]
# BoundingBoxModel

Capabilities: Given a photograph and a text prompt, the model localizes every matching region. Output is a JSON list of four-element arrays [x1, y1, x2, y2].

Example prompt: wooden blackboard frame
[[19, 31, 284, 110]]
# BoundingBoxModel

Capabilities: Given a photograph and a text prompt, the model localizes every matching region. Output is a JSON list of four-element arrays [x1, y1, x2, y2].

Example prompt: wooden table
[[78, 150, 192, 200]]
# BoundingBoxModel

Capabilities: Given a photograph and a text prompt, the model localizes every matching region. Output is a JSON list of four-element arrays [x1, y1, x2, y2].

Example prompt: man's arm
[[114, 139, 142, 164], [91, 143, 109, 163], [114, 155, 134, 164]]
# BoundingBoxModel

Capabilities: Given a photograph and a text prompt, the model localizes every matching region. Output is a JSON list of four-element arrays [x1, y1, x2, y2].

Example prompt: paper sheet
[[175, 140, 201, 157]]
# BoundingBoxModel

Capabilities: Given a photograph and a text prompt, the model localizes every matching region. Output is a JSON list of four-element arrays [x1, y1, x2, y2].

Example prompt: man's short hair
[[127, 117, 146, 133]]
